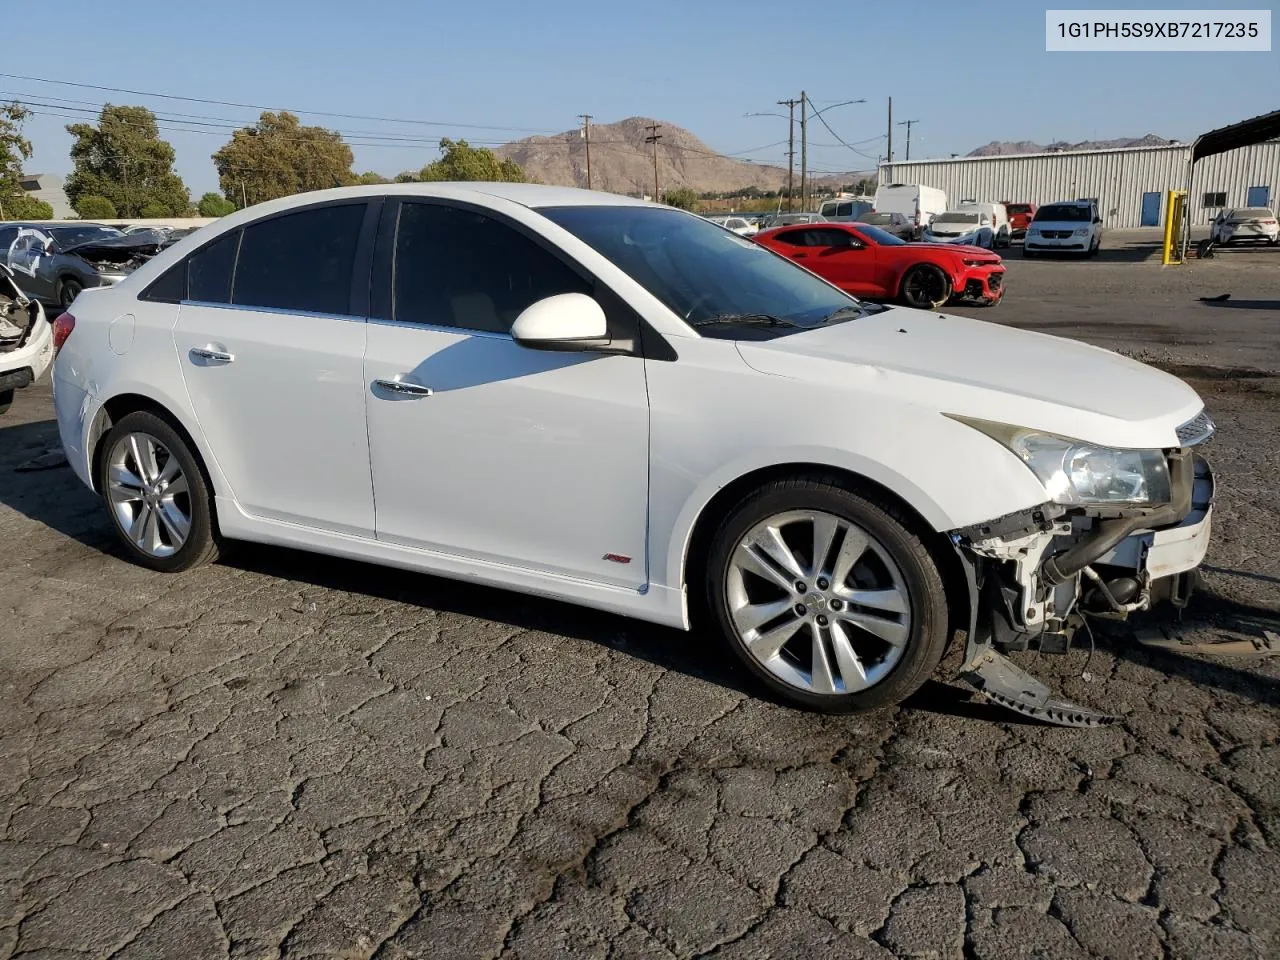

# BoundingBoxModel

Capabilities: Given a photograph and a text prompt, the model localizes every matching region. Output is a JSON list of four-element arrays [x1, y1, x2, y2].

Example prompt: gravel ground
[[1, 249, 1277, 959]]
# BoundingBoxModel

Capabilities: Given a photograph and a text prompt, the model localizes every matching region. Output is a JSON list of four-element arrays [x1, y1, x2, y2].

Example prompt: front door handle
[[190, 346, 234, 364], [373, 378, 433, 398]]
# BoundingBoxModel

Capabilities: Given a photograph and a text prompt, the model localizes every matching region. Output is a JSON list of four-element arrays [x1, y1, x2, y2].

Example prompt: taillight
[[52, 312, 75, 355]]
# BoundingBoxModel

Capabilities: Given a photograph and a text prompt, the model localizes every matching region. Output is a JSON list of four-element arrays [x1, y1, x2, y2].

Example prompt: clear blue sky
[[9, 0, 1278, 195]]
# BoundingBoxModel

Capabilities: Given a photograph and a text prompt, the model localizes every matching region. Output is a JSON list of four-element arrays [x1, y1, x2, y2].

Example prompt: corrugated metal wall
[[880, 143, 1280, 228]]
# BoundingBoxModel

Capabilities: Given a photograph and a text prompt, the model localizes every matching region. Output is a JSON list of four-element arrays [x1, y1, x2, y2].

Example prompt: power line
[[811, 108, 882, 162], [0, 72, 560, 134]]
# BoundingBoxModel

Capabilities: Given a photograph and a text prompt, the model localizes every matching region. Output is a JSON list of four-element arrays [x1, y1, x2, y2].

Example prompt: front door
[[173, 202, 376, 536], [805, 227, 877, 295], [1140, 192, 1161, 227], [363, 200, 650, 588]]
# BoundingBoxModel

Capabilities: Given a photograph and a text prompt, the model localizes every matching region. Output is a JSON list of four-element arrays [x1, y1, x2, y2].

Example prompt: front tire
[[58, 277, 83, 309], [99, 411, 220, 572], [900, 264, 952, 309], [705, 479, 950, 713]]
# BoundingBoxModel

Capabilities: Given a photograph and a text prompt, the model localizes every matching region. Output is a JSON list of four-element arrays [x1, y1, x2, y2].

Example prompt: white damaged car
[[51, 184, 1214, 725], [0, 264, 52, 415]]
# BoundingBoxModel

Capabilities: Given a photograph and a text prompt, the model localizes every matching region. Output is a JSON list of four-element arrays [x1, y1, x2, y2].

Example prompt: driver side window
[[390, 202, 591, 334]]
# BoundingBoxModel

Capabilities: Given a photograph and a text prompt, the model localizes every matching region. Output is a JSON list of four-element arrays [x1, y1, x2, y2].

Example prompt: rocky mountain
[[966, 133, 1178, 157], [497, 117, 860, 195]]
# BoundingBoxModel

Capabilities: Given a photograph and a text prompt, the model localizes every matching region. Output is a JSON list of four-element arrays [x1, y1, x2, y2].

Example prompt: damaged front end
[[64, 236, 164, 285], [0, 265, 41, 354], [947, 418, 1216, 726]]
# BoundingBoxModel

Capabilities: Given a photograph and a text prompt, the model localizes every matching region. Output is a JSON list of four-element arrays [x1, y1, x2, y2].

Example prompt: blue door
[[1140, 191, 1161, 226], [1247, 185, 1270, 207]]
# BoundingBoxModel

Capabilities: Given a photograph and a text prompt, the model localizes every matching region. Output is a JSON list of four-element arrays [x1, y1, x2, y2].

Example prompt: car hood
[[913, 240, 995, 259], [735, 308, 1203, 449], [61, 234, 163, 263]]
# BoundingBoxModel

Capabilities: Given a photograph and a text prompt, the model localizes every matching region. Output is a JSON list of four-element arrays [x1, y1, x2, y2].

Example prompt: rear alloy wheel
[[706, 480, 949, 712], [58, 277, 83, 309], [901, 264, 952, 310], [100, 410, 219, 572]]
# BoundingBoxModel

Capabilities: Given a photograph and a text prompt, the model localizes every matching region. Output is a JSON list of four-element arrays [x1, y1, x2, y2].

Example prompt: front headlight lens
[[951, 417, 1171, 505], [1073, 228, 1091, 236]]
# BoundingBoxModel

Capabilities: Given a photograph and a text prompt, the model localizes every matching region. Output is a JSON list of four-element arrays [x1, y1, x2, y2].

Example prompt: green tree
[[139, 200, 169, 218], [212, 112, 355, 207], [65, 105, 190, 218], [416, 138, 527, 182], [0, 102, 53, 221], [355, 171, 390, 185], [197, 192, 236, 217], [662, 187, 698, 211], [394, 171, 419, 183], [75, 195, 118, 219]]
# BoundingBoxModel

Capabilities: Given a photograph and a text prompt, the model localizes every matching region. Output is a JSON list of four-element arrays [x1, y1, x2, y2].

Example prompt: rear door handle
[[791, 253, 807, 259], [190, 346, 234, 364], [374, 378, 433, 398]]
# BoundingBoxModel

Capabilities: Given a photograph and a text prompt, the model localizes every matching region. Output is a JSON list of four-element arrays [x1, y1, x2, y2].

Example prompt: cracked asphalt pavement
[[2, 240, 1278, 958]]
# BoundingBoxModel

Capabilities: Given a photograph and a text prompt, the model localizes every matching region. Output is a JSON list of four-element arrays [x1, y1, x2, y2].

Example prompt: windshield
[[935, 213, 979, 225], [540, 205, 860, 339], [48, 225, 125, 247], [1006, 204, 1033, 215], [1034, 205, 1091, 222], [854, 224, 906, 246]]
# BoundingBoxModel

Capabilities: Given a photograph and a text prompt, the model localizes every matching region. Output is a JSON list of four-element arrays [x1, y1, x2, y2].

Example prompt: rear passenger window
[[774, 230, 808, 246], [391, 202, 590, 333], [232, 204, 365, 315], [187, 231, 239, 304]]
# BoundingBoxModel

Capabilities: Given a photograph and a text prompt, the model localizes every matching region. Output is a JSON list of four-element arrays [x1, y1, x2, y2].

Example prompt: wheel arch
[[87, 391, 220, 502], [897, 259, 956, 302], [679, 461, 970, 643]]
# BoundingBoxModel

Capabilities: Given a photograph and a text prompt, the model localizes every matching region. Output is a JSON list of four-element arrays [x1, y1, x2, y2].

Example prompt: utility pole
[[644, 123, 662, 201], [887, 97, 893, 164], [578, 114, 593, 189], [799, 91, 808, 212], [777, 98, 798, 212], [897, 119, 919, 161]]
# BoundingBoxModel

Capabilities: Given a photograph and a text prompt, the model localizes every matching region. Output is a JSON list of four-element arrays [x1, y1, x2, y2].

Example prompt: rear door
[[172, 201, 377, 535]]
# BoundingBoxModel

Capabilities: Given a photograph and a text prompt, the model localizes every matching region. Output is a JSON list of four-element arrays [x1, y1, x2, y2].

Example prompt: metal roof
[[1191, 109, 1280, 162], [880, 142, 1190, 167]]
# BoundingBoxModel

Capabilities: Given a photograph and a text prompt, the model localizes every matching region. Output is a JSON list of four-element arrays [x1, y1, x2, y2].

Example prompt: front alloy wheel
[[726, 509, 912, 695], [706, 480, 950, 712]]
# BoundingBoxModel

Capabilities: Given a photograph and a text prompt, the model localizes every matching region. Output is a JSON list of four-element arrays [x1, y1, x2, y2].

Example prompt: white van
[[818, 196, 874, 222], [956, 201, 1011, 248], [873, 184, 947, 237]]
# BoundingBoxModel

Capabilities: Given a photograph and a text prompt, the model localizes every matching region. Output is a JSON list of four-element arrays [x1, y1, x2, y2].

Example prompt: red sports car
[[754, 222, 1005, 309]]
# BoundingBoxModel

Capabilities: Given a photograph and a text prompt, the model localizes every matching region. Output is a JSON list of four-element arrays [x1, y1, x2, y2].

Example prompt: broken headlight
[[952, 417, 1171, 505]]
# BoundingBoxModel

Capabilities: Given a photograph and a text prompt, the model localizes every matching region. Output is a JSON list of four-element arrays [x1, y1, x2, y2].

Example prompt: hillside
[[967, 133, 1177, 157], [497, 117, 859, 195]]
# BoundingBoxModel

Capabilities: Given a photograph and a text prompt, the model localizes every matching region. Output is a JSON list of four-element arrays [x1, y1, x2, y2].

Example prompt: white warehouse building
[[878, 141, 1280, 229]]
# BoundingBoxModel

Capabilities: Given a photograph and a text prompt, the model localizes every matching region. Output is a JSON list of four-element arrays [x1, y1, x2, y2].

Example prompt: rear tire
[[705, 479, 950, 713], [900, 264, 952, 309], [98, 410, 220, 573]]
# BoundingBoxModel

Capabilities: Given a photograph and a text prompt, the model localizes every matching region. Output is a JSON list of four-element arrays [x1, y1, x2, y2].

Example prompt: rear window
[[1006, 204, 1033, 214], [935, 213, 979, 225], [859, 213, 893, 224], [1236, 207, 1274, 218], [1035, 204, 1091, 222]]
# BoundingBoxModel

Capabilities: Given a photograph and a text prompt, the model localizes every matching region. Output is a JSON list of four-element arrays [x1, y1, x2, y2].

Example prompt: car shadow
[[1198, 299, 1280, 310], [1022, 241, 1163, 263]]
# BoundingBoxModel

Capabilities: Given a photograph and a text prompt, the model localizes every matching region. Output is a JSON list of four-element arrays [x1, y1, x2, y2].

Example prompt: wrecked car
[[0, 263, 52, 415], [52, 185, 1212, 726], [0, 222, 163, 310]]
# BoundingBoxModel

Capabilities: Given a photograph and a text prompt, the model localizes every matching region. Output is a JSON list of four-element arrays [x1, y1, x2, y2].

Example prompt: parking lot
[[1, 244, 1278, 959]]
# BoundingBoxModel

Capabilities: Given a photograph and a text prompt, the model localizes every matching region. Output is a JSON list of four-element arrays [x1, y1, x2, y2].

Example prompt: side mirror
[[511, 292, 610, 353], [1093, 216, 1102, 224]]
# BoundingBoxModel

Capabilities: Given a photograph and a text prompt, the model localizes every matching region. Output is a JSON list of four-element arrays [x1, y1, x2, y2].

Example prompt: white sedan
[[52, 183, 1215, 723]]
